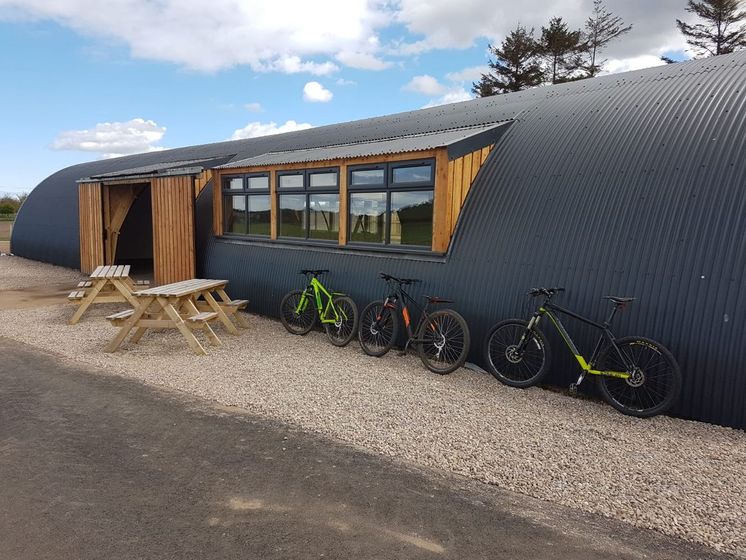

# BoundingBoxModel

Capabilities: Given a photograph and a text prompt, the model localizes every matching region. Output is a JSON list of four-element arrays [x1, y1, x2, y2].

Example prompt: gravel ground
[[1, 256, 744, 557]]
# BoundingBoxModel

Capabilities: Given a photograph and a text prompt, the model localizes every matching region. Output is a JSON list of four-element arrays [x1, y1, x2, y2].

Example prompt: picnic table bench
[[104, 278, 246, 356], [68, 264, 149, 325]]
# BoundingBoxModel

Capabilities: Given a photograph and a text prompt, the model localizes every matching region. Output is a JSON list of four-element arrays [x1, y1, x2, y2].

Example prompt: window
[[222, 173, 270, 237], [348, 159, 434, 248], [277, 168, 339, 241]]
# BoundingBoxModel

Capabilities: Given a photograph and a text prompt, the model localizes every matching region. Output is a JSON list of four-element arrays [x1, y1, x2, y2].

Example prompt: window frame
[[347, 158, 435, 249], [276, 166, 340, 242], [221, 172, 271, 238]]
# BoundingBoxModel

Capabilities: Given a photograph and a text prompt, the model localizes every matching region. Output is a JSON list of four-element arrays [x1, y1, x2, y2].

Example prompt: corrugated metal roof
[[84, 156, 233, 180], [217, 123, 510, 168]]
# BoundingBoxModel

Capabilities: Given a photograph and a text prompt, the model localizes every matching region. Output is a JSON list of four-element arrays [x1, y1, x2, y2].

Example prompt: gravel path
[[1, 256, 744, 557]]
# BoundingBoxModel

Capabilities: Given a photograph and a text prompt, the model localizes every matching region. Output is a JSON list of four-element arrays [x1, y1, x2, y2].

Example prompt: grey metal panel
[[219, 122, 510, 168], [85, 156, 231, 180], [19, 52, 746, 428]]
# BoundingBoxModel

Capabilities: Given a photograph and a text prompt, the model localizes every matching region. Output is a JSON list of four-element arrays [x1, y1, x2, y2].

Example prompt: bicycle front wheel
[[484, 320, 550, 388], [596, 336, 682, 418], [324, 296, 358, 347], [358, 300, 398, 357], [280, 289, 317, 335], [417, 310, 470, 375]]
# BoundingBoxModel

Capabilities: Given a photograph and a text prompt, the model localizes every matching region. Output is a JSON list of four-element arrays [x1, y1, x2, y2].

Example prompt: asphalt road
[[0, 337, 730, 559]]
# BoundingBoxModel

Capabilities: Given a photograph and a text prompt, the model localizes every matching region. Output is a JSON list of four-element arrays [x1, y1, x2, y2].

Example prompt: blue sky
[[0, 1, 690, 194]]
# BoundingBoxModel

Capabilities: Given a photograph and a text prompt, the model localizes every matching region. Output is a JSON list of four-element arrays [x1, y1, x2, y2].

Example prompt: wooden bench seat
[[106, 309, 135, 325], [225, 299, 249, 309], [186, 311, 219, 323], [135, 280, 150, 286], [76, 281, 93, 288], [68, 290, 85, 301]]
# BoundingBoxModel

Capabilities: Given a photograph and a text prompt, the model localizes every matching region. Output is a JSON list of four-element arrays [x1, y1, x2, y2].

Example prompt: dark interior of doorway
[[115, 184, 153, 280]]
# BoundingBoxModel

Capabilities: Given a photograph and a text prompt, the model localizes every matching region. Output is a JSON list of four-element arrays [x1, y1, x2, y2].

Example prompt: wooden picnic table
[[104, 278, 247, 356], [68, 264, 149, 325]]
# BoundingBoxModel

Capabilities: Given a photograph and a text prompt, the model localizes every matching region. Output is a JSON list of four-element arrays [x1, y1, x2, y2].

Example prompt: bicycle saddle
[[300, 269, 329, 276], [425, 296, 453, 304], [603, 295, 635, 305]]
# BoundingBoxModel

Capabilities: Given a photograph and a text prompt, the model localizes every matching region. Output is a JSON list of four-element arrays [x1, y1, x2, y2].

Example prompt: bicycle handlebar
[[379, 272, 421, 285], [300, 269, 329, 276], [528, 287, 565, 298]]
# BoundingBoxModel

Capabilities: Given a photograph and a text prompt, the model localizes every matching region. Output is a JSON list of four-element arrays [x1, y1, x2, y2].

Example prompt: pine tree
[[540, 17, 585, 84], [582, 0, 633, 77], [472, 25, 544, 96], [676, 0, 746, 56]]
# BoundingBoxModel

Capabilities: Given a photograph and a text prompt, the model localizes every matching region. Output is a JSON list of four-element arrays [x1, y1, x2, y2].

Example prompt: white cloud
[[303, 81, 333, 103], [0, 0, 387, 73], [244, 102, 263, 112], [335, 50, 392, 70], [230, 120, 314, 140], [51, 118, 166, 158], [422, 88, 473, 109], [403, 75, 446, 96], [446, 65, 489, 83], [601, 54, 668, 75]]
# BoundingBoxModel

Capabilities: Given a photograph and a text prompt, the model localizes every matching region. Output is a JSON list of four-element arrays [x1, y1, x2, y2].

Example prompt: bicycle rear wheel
[[324, 296, 358, 347], [596, 336, 681, 418], [358, 300, 398, 357], [417, 310, 470, 374], [280, 289, 317, 335], [484, 320, 550, 388]]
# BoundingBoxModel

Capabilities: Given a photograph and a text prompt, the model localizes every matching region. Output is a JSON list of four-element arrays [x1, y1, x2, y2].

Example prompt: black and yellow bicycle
[[484, 287, 681, 417]]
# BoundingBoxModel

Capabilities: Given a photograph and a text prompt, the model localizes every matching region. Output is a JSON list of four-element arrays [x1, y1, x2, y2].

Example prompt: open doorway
[[114, 183, 153, 279]]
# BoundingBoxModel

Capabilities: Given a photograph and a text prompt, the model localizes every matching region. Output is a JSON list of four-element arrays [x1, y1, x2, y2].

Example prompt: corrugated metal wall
[[13, 53, 746, 428]]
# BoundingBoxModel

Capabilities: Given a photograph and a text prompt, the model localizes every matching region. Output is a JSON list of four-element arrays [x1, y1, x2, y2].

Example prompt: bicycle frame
[[380, 283, 432, 343], [525, 301, 632, 380], [295, 277, 344, 325]]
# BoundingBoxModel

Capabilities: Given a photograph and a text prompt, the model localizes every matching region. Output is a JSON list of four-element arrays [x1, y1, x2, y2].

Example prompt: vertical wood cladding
[[447, 144, 493, 240], [151, 176, 196, 284], [78, 182, 104, 274]]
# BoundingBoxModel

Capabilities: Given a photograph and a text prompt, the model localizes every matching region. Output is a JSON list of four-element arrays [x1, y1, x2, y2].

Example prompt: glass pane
[[248, 175, 269, 190], [390, 191, 433, 247], [226, 177, 244, 190], [392, 164, 432, 184], [279, 194, 306, 238], [351, 168, 384, 186], [279, 174, 304, 189], [309, 171, 337, 188], [248, 195, 271, 236], [309, 194, 339, 240], [223, 195, 247, 234], [349, 192, 387, 244]]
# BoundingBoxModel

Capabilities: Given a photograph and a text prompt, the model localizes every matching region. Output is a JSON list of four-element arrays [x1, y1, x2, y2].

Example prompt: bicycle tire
[[358, 300, 398, 357], [596, 336, 682, 418], [280, 289, 317, 335], [324, 295, 359, 347], [417, 309, 470, 375], [484, 319, 551, 388]]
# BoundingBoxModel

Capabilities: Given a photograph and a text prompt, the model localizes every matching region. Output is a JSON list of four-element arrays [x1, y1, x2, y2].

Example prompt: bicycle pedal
[[568, 383, 578, 397]]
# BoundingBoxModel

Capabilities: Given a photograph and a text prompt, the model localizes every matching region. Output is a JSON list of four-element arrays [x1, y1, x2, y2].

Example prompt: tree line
[[473, 0, 746, 96], [0, 193, 28, 215]]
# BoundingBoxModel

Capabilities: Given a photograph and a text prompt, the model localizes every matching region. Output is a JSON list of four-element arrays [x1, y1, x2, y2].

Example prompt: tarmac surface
[[0, 337, 731, 559]]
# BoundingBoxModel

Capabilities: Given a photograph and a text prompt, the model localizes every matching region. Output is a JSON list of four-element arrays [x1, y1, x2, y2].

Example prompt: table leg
[[130, 302, 162, 344], [183, 299, 222, 347], [162, 298, 207, 356], [111, 278, 140, 308], [69, 279, 106, 325], [105, 298, 153, 352], [203, 291, 239, 335], [216, 288, 250, 329]]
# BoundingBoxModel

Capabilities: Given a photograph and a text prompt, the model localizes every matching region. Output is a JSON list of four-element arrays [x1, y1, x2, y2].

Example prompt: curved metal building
[[13, 53, 746, 428]]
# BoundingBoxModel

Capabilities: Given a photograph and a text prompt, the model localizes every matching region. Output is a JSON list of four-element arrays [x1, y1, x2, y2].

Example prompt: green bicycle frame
[[295, 277, 347, 325], [526, 303, 631, 380]]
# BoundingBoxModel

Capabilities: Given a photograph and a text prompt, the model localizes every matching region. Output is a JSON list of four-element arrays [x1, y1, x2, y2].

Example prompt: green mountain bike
[[280, 269, 358, 347], [484, 287, 682, 417]]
